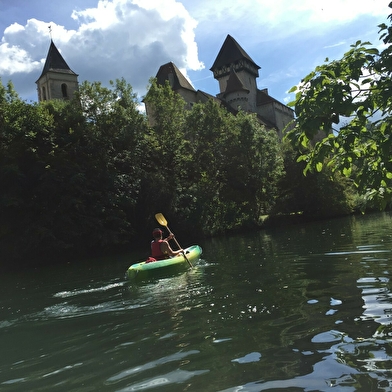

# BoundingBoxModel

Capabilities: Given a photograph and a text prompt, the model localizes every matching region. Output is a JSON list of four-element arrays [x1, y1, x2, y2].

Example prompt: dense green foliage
[[286, 3, 392, 210], [143, 80, 284, 234], [184, 101, 284, 233], [0, 79, 146, 262], [1, 78, 288, 264], [273, 142, 356, 218]]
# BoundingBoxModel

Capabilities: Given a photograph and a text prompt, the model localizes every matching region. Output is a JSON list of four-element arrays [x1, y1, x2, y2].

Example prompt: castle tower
[[210, 35, 260, 112], [222, 68, 250, 111], [36, 40, 78, 102]]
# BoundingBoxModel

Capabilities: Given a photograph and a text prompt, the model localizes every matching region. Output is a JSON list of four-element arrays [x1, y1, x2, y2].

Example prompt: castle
[[37, 35, 294, 137], [147, 35, 294, 138]]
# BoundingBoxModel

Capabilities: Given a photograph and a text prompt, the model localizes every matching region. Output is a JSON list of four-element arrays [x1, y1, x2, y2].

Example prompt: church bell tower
[[36, 40, 78, 102]]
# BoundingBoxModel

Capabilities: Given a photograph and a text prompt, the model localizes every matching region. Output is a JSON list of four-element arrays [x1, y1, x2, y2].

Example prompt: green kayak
[[126, 245, 202, 281]]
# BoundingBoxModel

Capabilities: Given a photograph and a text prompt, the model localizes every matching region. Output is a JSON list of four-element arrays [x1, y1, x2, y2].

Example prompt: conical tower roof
[[210, 35, 260, 73], [223, 68, 249, 96], [37, 40, 77, 81]]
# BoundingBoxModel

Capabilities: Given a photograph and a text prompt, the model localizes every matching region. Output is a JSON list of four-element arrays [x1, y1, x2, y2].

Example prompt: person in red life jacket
[[150, 228, 183, 260]]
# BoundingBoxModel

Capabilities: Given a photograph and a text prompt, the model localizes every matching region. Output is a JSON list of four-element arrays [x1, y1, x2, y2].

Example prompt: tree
[[273, 142, 356, 218], [183, 99, 234, 233], [59, 79, 147, 248], [0, 83, 61, 260], [0, 79, 147, 263], [184, 101, 284, 233], [76, 78, 147, 221], [286, 3, 392, 209], [139, 78, 189, 223], [222, 111, 283, 222]]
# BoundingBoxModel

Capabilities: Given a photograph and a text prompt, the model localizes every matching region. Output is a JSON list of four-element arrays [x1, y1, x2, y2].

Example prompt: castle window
[[61, 83, 68, 98], [42, 86, 47, 101]]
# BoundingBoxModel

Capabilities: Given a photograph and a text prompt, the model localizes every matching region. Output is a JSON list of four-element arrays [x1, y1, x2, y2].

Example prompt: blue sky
[[0, 0, 390, 106]]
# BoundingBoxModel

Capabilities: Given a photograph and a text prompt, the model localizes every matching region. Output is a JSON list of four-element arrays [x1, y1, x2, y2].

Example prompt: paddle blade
[[155, 213, 167, 226]]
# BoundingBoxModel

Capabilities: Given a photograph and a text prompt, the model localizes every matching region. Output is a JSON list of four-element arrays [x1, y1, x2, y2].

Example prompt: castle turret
[[222, 68, 250, 111], [210, 35, 260, 112]]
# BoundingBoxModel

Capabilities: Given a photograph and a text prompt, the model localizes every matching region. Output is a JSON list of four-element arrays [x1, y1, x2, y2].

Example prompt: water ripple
[[106, 350, 200, 383], [116, 369, 209, 391], [53, 282, 124, 298], [232, 352, 262, 364], [358, 276, 392, 325]]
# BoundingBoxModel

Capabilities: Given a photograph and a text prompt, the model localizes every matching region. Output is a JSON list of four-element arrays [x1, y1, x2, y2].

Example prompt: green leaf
[[296, 155, 307, 163]]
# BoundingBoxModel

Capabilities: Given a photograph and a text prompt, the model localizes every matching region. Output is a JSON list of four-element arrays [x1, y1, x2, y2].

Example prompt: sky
[[0, 0, 390, 107]]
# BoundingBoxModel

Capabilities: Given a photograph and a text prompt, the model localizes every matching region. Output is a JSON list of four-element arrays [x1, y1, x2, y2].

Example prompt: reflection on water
[[1, 212, 392, 391]]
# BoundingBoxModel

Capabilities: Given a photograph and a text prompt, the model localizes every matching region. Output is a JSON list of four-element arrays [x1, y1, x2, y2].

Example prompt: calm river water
[[2, 212, 392, 391]]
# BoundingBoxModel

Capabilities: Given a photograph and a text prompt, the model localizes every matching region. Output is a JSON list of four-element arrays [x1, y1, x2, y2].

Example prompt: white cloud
[[0, 42, 40, 74], [0, 0, 203, 99], [183, 0, 389, 40], [0, 0, 389, 102], [323, 42, 346, 49], [68, 0, 203, 70], [0, 19, 50, 75], [4, 22, 24, 35], [0, 18, 82, 87]]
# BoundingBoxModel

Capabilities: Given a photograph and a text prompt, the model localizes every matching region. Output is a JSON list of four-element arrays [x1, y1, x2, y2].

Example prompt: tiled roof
[[210, 34, 260, 71], [156, 62, 196, 92]]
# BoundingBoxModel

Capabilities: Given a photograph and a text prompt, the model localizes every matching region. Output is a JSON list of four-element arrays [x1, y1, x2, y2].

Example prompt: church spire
[[37, 40, 77, 80]]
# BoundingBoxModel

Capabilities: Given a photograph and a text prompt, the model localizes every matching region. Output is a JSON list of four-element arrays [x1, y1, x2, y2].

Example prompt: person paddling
[[150, 228, 183, 260]]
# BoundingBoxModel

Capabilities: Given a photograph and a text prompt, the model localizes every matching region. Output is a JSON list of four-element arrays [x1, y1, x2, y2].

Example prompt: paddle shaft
[[155, 212, 193, 268], [166, 224, 193, 268]]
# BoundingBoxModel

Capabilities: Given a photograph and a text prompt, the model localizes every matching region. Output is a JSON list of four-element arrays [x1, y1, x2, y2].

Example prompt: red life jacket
[[151, 240, 167, 260]]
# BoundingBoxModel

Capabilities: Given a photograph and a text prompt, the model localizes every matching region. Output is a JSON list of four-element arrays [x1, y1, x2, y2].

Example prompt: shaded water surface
[[2, 213, 392, 391]]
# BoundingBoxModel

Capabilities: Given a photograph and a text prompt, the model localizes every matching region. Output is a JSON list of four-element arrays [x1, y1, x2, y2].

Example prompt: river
[[1, 212, 392, 391]]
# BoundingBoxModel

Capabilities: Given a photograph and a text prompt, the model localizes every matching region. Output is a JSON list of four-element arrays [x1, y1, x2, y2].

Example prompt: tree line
[[0, 76, 357, 267], [4, 0, 392, 266]]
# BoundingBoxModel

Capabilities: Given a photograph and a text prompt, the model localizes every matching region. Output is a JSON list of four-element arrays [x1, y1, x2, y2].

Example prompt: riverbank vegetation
[[1, 5, 391, 266], [0, 77, 357, 265]]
